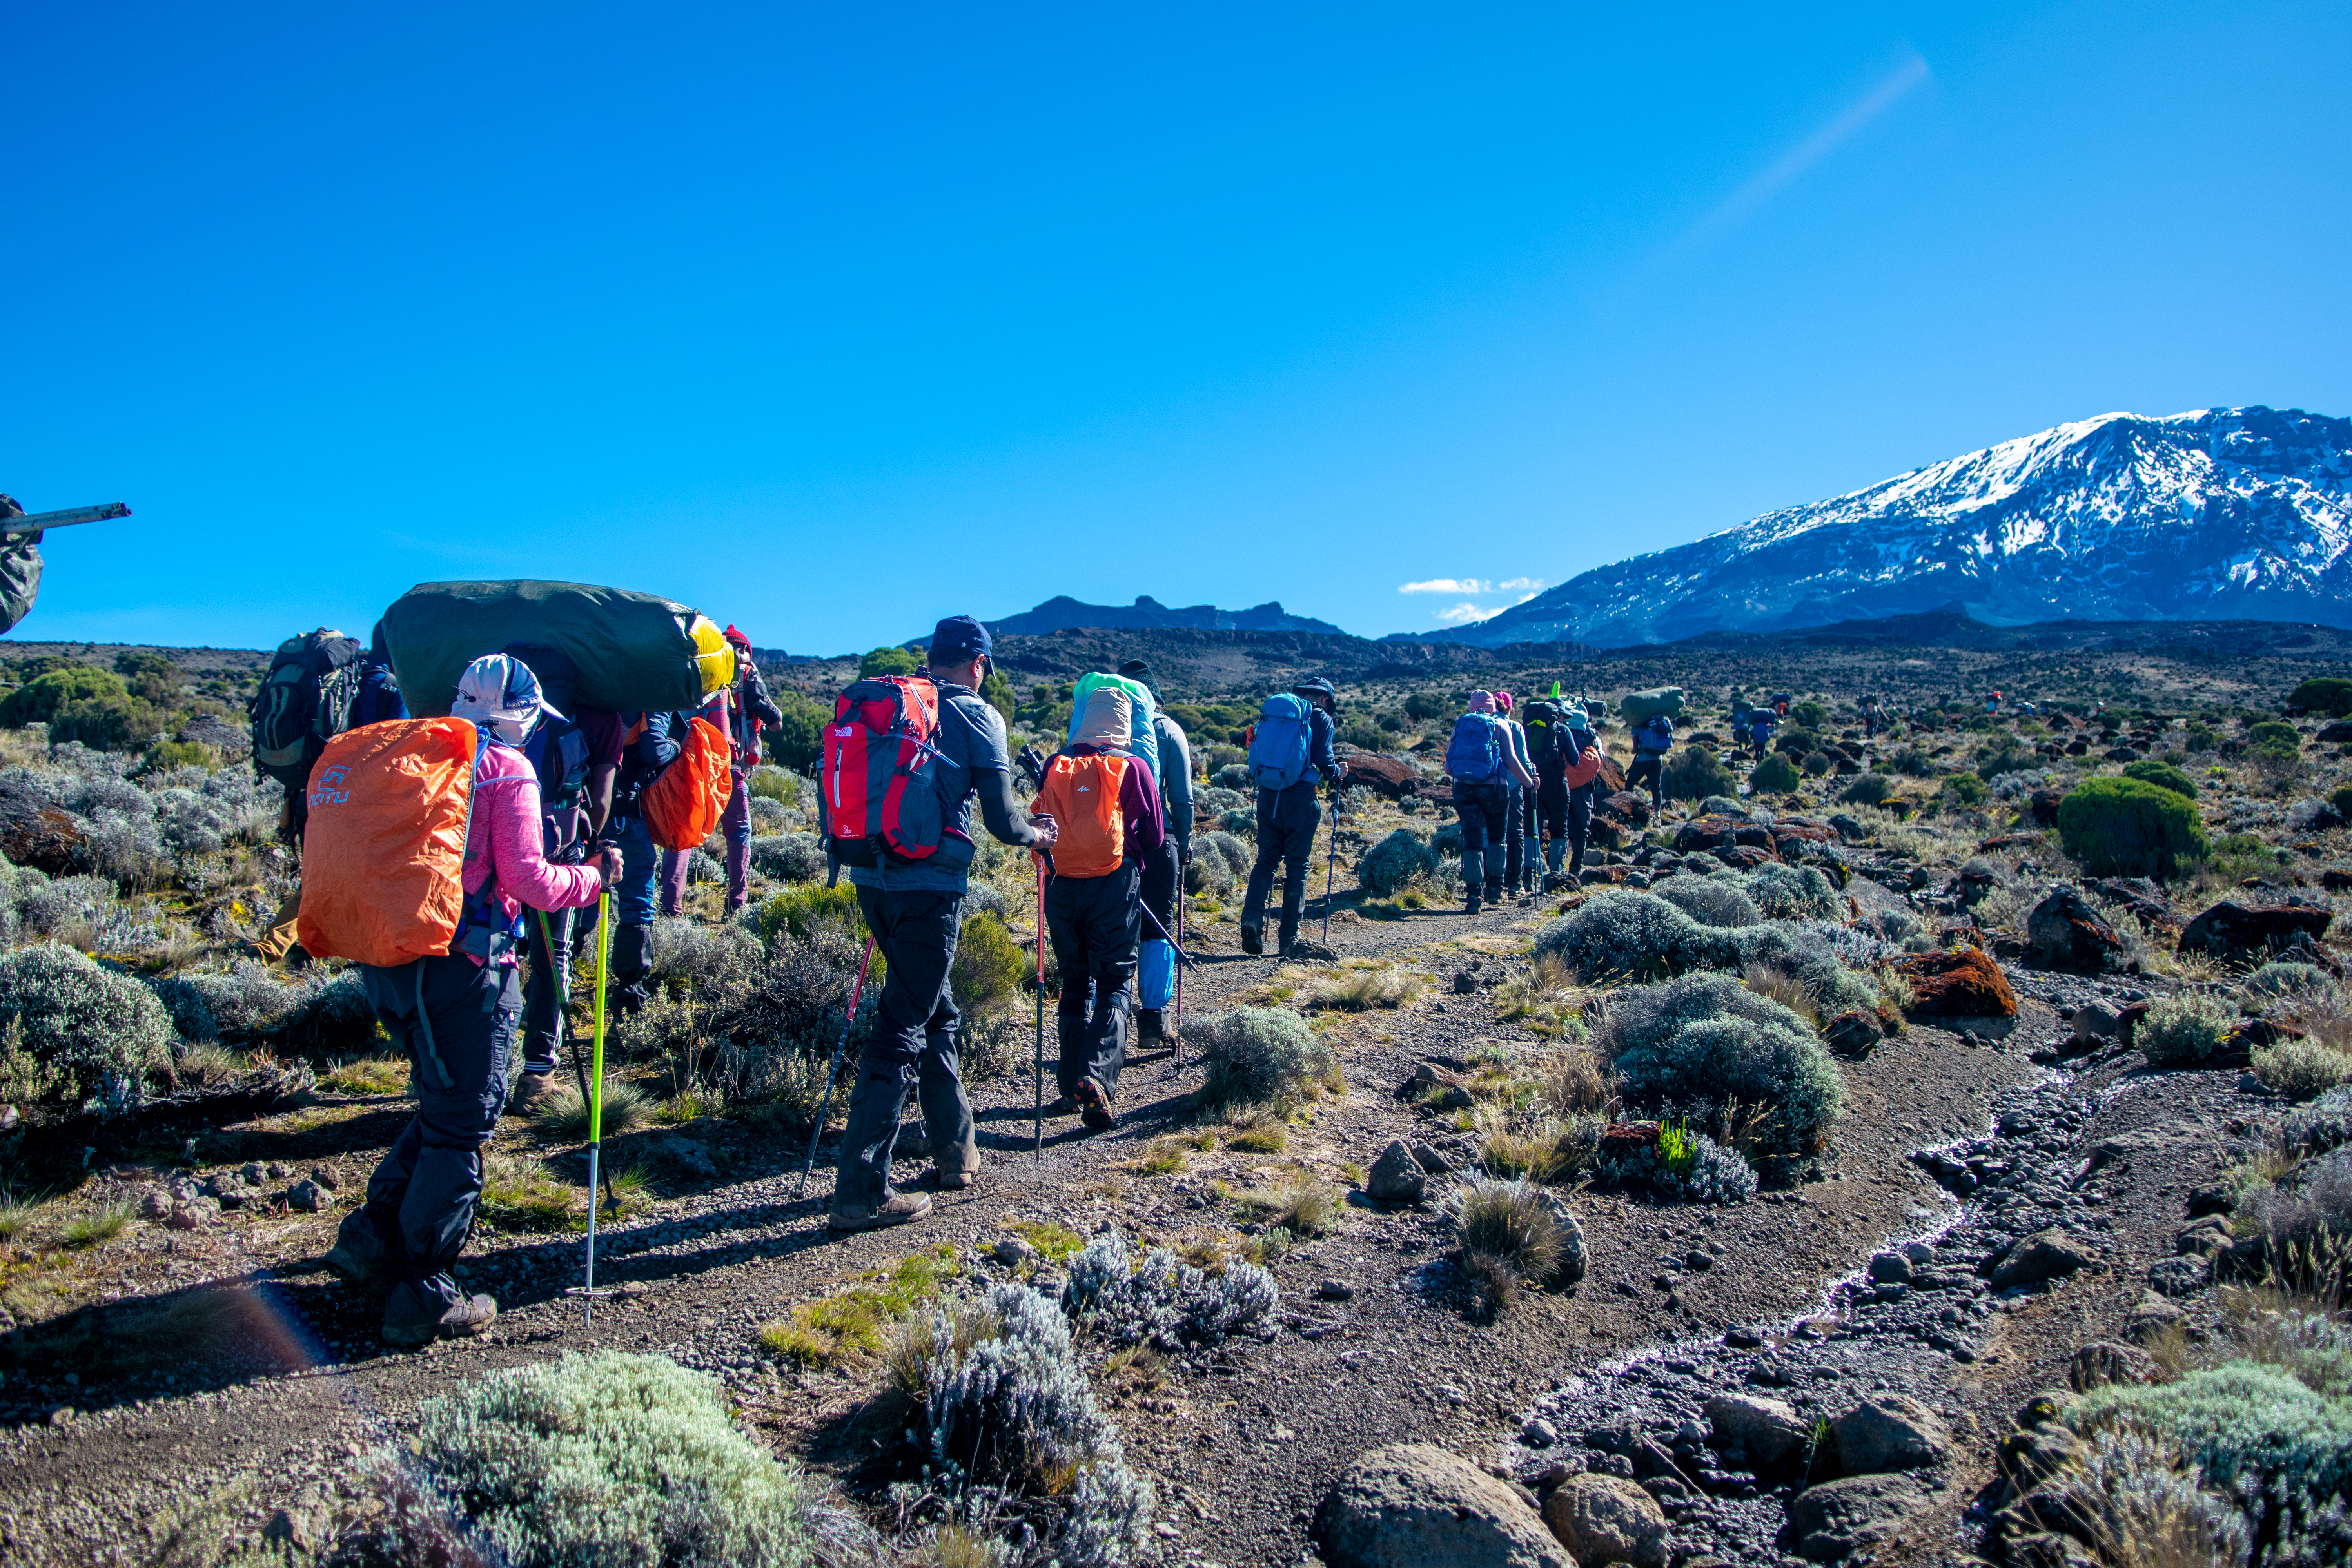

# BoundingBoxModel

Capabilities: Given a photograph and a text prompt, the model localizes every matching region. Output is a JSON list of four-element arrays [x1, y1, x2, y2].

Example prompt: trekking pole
[[566, 890, 615, 1325], [796, 936, 876, 1198], [535, 908, 616, 1209], [1044, 860, 1054, 1166], [1321, 779, 1340, 946], [1174, 886, 1186, 1072]]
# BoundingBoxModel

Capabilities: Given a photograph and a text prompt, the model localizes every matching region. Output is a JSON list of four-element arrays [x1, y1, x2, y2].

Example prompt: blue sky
[[5, 3, 2348, 652]]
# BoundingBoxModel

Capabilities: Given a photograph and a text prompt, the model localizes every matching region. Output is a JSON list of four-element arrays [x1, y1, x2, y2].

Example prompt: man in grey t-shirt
[[830, 615, 1057, 1231]]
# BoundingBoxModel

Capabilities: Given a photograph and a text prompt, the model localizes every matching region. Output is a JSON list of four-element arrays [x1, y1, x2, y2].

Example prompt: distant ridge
[[947, 595, 1347, 639], [1417, 405, 2352, 646]]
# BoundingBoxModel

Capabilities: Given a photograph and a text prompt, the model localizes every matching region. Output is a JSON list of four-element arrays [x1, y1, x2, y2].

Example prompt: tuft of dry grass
[[1536, 1047, 1615, 1117], [58, 1203, 133, 1250], [323, 1055, 406, 1096], [530, 1076, 650, 1138], [1742, 962, 1821, 1026]]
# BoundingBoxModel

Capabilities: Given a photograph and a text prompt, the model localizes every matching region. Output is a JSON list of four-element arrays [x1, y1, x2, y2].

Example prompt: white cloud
[[1498, 577, 1546, 593], [1400, 578, 1490, 595], [1432, 602, 1500, 625]]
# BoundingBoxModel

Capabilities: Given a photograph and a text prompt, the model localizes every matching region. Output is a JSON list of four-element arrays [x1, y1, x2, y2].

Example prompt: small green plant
[[2140, 991, 2238, 1067], [1004, 1218, 1085, 1263], [1450, 1176, 1567, 1314], [2058, 777, 2210, 880], [2122, 759, 2199, 799], [323, 1056, 407, 1095], [745, 764, 802, 805], [0, 1188, 37, 1243], [760, 1246, 964, 1367], [1750, 752, 1800, 793], [1662, 746, 1736, 802], [1130, 1141, 1188, 1176], [530, 1076, 650, 1138], [1840, 773, 1896, 806], [754, 882, 867, 949], [59, 1202, 132, 1249], [2254, 1038, 2352, 1101], [951, 910, 1026, 1014], [1656, 1118, 1698, 1178]]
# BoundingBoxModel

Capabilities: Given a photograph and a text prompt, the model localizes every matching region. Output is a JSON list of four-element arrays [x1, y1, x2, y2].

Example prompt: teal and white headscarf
[[451, 653, 563, 748]]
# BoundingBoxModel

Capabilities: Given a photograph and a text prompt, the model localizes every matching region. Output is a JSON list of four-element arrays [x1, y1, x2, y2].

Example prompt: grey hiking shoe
[[383, 1292, 497, 1348], [828, 1192, 932, 1232]]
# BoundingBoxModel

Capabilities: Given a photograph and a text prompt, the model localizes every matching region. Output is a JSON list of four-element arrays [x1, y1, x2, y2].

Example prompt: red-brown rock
[[1335, 750, 1428, 800], [2028, 788, 2066, 826], [1596, 755, 1628, 795], [1601, 788, 1648, 828], [1714, 845, 1781, 871], [1601, 1121, 1661, 1151], [0, 781, 83, 875], [1895, 947, 2019, 1018]]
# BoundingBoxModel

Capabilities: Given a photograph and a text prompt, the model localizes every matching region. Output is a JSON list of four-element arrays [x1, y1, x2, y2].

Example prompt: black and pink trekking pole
[[796, 936, 875, 1199]]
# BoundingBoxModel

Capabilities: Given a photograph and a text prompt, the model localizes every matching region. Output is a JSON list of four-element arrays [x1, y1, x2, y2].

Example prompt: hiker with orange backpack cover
[[822, 616, 1056, 1232], [1031, 682, 1168, 1133], [655, 625, 781, 917], [313, 654, 621, 1348]]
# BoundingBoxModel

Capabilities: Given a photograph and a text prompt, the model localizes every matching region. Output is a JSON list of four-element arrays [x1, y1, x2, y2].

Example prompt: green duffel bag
[[1618, 686, 1686, 724], [383, 580, 733, 717]]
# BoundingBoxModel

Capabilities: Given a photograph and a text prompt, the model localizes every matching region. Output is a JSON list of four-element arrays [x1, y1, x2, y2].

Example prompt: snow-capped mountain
[[1421, 406, 2352, 647]]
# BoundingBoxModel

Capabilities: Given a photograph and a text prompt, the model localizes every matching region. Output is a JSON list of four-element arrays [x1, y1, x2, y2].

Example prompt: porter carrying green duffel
[[382, 580, 735, 717]]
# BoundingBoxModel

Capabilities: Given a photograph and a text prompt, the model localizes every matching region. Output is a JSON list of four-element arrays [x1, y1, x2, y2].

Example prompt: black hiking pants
[[1627, 754, 1665, 812], [1455, 780, 1508, 902], [833, 887, 978, 1215], [1046, 860, 1141, 1100], [337, 954, 519, 1331], [1242, 782, 1321, 945]]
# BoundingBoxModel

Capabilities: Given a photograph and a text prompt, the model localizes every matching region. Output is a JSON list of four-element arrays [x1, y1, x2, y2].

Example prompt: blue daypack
[[1247, 693, 1313, 790], [1445, 713, 1504, 782], [1634, 715, 1676, 756], [1138, 937, 1175, 1010]]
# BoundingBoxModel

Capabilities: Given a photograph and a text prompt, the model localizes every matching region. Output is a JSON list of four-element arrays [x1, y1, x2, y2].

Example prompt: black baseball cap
[[930, 615, 993, 662]]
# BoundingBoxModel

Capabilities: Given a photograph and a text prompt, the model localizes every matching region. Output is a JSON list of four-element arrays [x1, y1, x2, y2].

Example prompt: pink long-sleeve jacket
[[462, 744, 602, 964]]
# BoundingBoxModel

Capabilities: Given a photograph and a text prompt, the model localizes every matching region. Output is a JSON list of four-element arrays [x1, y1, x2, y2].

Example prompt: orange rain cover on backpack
[[298, 718, 477, 967], [1033, 752, 1129, 878], [644, 715, 731, 851]]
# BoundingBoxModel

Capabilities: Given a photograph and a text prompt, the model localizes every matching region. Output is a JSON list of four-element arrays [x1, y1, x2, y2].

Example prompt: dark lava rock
[[0, 780, 85, 875], [1366, 1140, 1428, 1204], [2025, 886, 2125, 974], [2179, 900, 2334, 963], [1991, 1228, 2098, 1291]]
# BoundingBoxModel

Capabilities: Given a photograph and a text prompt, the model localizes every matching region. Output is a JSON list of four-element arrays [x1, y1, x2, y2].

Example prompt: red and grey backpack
[[820, 675, 964, 869]]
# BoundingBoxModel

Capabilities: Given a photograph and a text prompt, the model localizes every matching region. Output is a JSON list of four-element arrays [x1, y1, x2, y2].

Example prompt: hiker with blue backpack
[[821, 615, 1057, 1232], [1444, 691, 1535, 914], [1118, 659, 1191, 1049], [1628, 708, 1674, 812], [1238, 677, 1346, 957]]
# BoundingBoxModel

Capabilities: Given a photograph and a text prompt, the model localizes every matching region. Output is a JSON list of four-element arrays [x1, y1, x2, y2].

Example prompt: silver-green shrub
[[2026, 1428, 2251, 1568], [145, 974, 220, 1044], [1654, 875, 1760, 928], [183, 961, 376, 1054], [1739, 862, 1843, 920], [1185, 830, 1249, 897], [1356, 829, 1436, 897], [1596, 973, 1843, 1166], [1192, 1007, 1337, 1111], [2280, 1086, 2352, 1158], [748, 833, 824, 884], [1596, 1131, 1757, 1205], [1063, 1229, 1278, 1348], [2235, 1146, 2352, 1273], [0, 942, 176, 1110], [2245, 961, 2336, 1002], [411, 1349, 821, 1566], [904, 1284, 1154, 1566], [1534, 891, 1715, 982], [2141, 990, 2239, 1066]]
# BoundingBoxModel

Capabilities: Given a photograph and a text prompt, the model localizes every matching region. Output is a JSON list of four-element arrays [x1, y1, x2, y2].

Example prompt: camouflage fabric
[[0, 495, 39, 635]]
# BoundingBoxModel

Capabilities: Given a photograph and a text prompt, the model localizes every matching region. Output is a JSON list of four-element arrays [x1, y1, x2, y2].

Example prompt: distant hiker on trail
[[1535, 696, 1603, 889], [603, 708, 680, 1015], [1239, 677, 1346, 956], [1746, 704, 1777, 759], [319, 654, 621, 1348], [1627, 707, 1674, 812], [823, 615, 1056, 1232], [1493, 690, 1538, 897], [1862, 698, 1880, 740], [657, 624, 782, 917], [1119, 658, 1191, 1048], [1033, 683, 1167, 1133], [1445, 690, 1534, 914]]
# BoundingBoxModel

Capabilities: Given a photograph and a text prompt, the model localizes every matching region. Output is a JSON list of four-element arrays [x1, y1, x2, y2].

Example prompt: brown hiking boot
[[383, 1292, 497, 1348], [827, 1192, 932, 1232], [508, 1071, 561, 1114], [1073, 1078, 1116, 1133]]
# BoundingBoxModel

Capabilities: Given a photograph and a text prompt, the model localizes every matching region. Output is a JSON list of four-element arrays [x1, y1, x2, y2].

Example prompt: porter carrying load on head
[[1621, 686, 1681, 813], [380, 579, 735, 718]]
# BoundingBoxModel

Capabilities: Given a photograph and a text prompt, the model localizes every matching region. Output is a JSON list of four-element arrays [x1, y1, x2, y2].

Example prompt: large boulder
[[1704, 1393, 1811, 1466], [1340, 752, 1430, 801], [1991, 1227, 2099, 1291], [2085, 877, 2174, 929], [2025, 886, 2126, 974], [1316, 1443, 1571, 1568], [1829, 1395, 1949, 1473], [1788, 1472, 1934, 1562], [1598, 788, 1648, 829], [1365, 1140, 1428, 1204], [0, 780, 85, 875], [2178, 901, 2334, 964], [1539, 1474, 1669, 1568], [1894, 947, 2018, 1017]]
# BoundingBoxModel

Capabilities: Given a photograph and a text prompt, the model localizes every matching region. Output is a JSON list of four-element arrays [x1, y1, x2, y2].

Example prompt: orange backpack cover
[[1034, 752, 1129, 878], [298, 718, 477, 967], [644, 715, 731, 851]]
